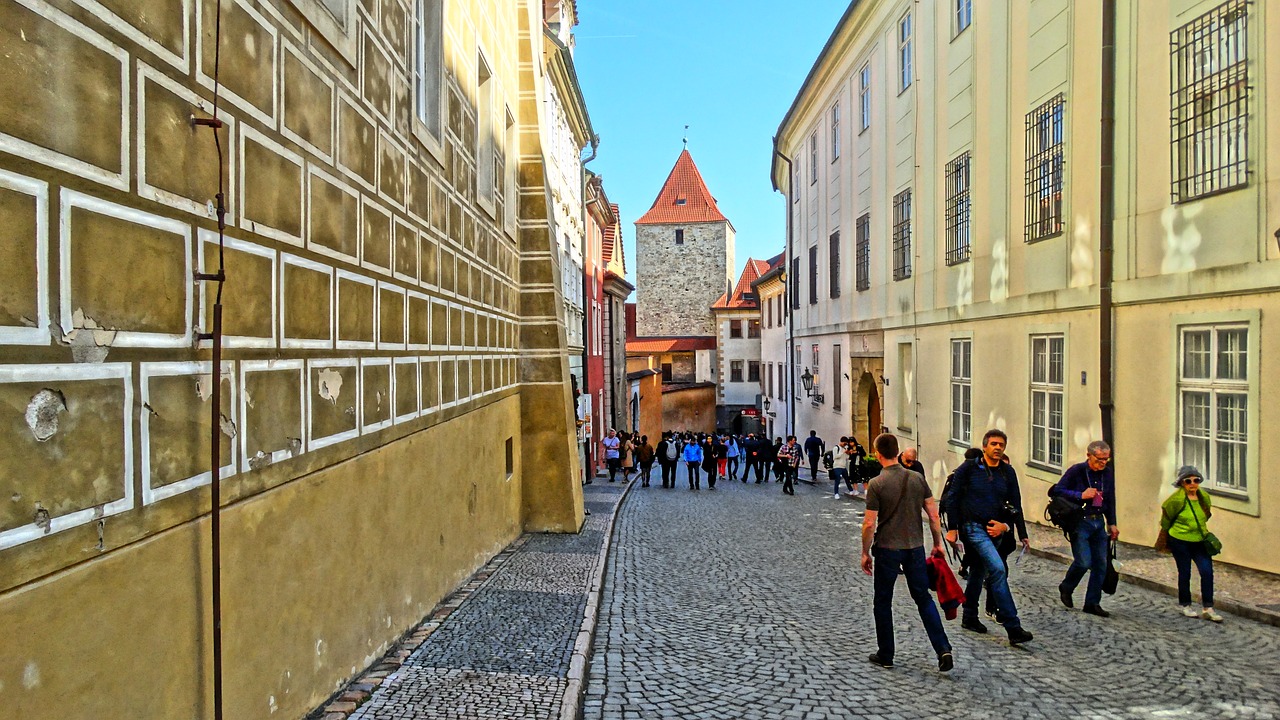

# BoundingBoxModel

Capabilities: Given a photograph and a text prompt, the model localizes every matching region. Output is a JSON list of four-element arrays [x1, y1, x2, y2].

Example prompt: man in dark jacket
[[1050, 440, 1119, 617], [943, 429, 1034, 645], [757, 436, 777, 483], [803, 430, 826, 483], [742, 434, 760, 482]]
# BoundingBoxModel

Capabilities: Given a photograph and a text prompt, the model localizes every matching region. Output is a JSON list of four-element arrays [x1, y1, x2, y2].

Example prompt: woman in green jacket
[[1158, 465, 1223, 622]]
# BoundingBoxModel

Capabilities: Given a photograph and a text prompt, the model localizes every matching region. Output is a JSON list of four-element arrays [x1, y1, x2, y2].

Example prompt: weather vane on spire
[[683, 125, 689, 149]]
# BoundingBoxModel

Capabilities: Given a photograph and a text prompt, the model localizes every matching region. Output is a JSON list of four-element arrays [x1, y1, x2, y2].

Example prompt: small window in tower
[[676, 195, 687, 205], [675, 229, 685, 245]]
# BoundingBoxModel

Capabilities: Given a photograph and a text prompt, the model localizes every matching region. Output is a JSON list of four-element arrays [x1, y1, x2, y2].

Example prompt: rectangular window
[[662, 363, 673, 382], [730, 360, 744, 383], [505, 437, 514, 477], [809, 131, 819, 183], [1030, 335, 1066, 468], [808, 245, 819, 305], [675, 228, 684, 245], [897, 342, 914, 431], [730, 320, 742, 339], [1170, 0, 1250, 202], [945, 152, 971, 265], [832, 345, 842, 411], [1179, 324, 1248, 493], [748, 319, 760, 339], [790, 257, 800, 309], [828, 231, 841, 298], [956, 0, 972, 34], [830, 102, 841, 160], [855, 213, 870, 291], [766, 296, 773, 328], [779, 363, 786, 400], [898, 13, 913, 92], [414, 0, 444, 141], [748, 361, 761, 383], [950, 339, 972, 444], [503, 109, 517, 233], [811, 344, 821, 404], [476, 53, 495, 208], [793, 167, 801, 204], [892, 189, 912, 280], [1025, 94, 1065, 242], [859, 64, 871, 130]]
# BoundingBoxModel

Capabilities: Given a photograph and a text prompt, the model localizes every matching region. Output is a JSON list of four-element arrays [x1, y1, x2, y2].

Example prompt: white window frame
[[412, 0, 445, 158], [809, 130, 819, 183], [1029, 334, 1065, 468], [898, 12, 913, 93], [1178, 321, 1252, 499], [955, 0, 972, 35], [287, 0, 357, 64], [830, 102, 841, 160], [950, 338, 972, 444], [859, 64, 872, 131]]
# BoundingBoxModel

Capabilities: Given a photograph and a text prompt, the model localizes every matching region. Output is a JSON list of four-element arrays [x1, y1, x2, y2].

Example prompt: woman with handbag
[[1156, 465, 1223, 622]]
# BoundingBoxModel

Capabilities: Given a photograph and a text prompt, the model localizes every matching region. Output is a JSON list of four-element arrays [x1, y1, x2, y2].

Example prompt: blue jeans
[[1168, 536, 1214, 607], [831, 468, 848, 495], [961, 522, 1021, 629], [1062, 516, 1109, 607], [872, 546, 951, 660]]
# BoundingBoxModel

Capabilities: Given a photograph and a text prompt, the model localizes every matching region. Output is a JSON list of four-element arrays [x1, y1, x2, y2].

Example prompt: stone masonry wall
[[635, 221, 730, 337]]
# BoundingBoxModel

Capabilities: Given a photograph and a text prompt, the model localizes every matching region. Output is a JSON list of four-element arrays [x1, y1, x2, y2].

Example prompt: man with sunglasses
[[1049, 440, 1120, 617]]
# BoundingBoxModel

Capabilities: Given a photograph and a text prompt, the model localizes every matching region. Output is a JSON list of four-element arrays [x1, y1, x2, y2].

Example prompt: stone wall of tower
[[635, 221, 732, 336]]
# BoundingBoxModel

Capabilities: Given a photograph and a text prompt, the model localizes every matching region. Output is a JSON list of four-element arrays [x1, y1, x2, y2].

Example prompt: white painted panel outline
[[307, 358, 360, 450], [392, 356, 420, 424], [139, 361, 238, 506], [0, 170, 50, 346], [360, 357, 393, 433], [197, 230, 278, 349], [240, 359, 305, 470], [335, 268, 377, 350], [280, 252, 334, 349]]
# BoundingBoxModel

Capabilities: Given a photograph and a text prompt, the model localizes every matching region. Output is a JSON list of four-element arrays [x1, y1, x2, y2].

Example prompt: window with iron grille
[[808, 245, 818, 304], [1170, 0, 1250, 203], [831, 103, 841, 160], [950, 338, 971, 444], [748, 361, 761, 383], [855, 213, 870, 291], [1179, 324, 1249, 494], [829, 231, 841, 298], [945, 152, 971, 265], [1025, 94, 1065, 242], [1030, 334, 1065, 468], [892, 190, 912, 280], [730, 360, 744, 383], [790, 257, 800, 309]]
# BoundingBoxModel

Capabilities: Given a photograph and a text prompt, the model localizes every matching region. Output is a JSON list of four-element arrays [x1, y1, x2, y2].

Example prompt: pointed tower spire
[[635, 149, 729, 225]]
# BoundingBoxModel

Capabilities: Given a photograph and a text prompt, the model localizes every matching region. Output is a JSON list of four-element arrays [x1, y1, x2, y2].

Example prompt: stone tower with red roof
[[634, 149, 735, 337]]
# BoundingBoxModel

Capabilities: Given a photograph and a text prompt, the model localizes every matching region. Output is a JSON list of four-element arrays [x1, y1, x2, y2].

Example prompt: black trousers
[[705, 464, 717, 488], [743, 458, 758, 480], [686, 462, 701, 489], [660, 461, 676, 487], [782, 465, 796, 495], [807, 453, 820, 481], [727, 456, 740, 479]]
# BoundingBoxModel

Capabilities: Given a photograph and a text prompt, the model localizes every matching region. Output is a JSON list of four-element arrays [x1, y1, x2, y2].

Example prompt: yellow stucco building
[[773, 0, 1277, 571], [0, 0, 586, 717]]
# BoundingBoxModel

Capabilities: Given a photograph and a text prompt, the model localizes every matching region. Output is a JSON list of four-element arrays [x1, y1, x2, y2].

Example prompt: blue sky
[[574, 2, 850, 284]]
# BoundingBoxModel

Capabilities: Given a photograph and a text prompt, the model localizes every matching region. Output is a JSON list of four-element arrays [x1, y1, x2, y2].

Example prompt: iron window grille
[[829, 231, 841, 298], [945, 152, 971, 265], [855, 213, 870, 291], [892, 190, 912, 280], [1170, 0, 1250, 203], [1024, 94, 1065, 242]]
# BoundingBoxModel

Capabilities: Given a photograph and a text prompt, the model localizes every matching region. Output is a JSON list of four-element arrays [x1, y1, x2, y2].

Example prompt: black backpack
[[938, 469, 960, 530], [821, 450, 834, 469], [1044, 494, 1084, 537]]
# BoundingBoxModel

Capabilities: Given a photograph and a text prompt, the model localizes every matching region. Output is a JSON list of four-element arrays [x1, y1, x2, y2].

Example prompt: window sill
[[948, 439, 973, 451], [1025, 459, 1063, 476]]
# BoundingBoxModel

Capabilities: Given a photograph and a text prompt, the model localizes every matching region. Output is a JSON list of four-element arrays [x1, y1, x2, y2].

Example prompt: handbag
[[1189, 499, 1221, 557], [1102, 540, 1119, 595]]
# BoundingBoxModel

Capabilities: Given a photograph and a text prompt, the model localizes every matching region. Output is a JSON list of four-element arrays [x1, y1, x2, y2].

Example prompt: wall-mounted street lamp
[[800, 367, 824, 404], [763, 397, 772, 413]]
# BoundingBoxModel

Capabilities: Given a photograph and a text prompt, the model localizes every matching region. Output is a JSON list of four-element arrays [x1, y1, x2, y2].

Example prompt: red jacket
[[926, 555, 965, 620]]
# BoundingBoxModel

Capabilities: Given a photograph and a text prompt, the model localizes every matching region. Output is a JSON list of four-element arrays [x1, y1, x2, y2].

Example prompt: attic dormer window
[[676, 197, 687, 205]]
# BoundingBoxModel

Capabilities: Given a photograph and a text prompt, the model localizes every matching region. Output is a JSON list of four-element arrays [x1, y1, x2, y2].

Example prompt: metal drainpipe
[[773, 139, 796, 439], [1099, 0, 1117, 448], [581, 136, 600, 482]]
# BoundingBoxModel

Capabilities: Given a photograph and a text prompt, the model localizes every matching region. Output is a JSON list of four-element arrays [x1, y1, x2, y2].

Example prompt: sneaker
[[1058, 584, 1074, 609], [1082, 604, 1111, 618], [1006, 627, 1034, 645], [961, 617, 988, 634], [867, 653, 894, 669], [1180, 605, 1199, 618], [937, 652, 954, 672], [1202, 608, 1224, 623], [831, 494, 841, 499], [845, 491, 858, 497]]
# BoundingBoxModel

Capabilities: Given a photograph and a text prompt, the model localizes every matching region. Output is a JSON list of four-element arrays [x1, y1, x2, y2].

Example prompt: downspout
[[773, 138, 796, 439], [581, 136, 600, 483], [1099, 1, 1117, 447]]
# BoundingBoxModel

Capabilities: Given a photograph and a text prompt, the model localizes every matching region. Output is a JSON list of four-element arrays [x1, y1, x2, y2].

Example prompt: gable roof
[[635, 149, 729, 225], [712, 258, 771, 310]]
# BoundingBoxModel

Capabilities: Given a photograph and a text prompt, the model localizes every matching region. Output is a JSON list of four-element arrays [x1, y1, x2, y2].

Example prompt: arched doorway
[[855, 372, 882, 446]]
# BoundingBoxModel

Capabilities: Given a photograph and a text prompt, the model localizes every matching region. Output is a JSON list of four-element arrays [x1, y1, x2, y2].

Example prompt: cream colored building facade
[[0, 1, 586, 718], [773, 0, 1278, 571]]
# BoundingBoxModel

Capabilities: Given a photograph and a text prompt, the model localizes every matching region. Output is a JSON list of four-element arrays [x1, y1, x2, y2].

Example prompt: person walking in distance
[[1156, 466, 1223, 622], [804, 430, 826, 483], [682, 433, 703, 490], [862, 433, 953, 672], [779, 436, 802, 496], [899, 447, 925, 480], [703, 435, 720, 489], [829, 437, 852, 499], [848, 437, 869, 497], [1050, 440, 1119, 617], [742, 434, 760, 482], [635, 435, 656, 488], [657, 431, 679, 489], [943, 429, 1034, 645], [726, 434, 742, 481], [601, 429, 621, 483]]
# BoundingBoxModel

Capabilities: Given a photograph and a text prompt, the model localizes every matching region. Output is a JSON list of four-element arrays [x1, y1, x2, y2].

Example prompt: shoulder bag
[[1189, 499, 1222, 557]]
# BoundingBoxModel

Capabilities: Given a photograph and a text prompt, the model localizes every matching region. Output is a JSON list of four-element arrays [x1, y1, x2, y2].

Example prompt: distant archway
[[855, 372, 882, 447]]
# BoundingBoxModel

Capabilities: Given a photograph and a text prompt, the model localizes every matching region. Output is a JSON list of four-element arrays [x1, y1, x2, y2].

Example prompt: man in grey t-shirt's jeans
[[860, 433, 953, 672]]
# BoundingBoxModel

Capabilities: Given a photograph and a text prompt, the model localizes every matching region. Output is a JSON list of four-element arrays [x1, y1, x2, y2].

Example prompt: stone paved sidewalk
[[309, 480, 629, 720]]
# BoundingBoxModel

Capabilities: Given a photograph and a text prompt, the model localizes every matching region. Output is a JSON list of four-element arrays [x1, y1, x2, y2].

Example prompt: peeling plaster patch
[[33, 503, 50, 532], [22, 662, 39, 690], [20, 315, 36, 327], [143, 402, 159, 418], [196, 373, 232, 402], [25, 389, 67, 441], [286, 437, 302, 456], [94, 519, 105, 552], [243, 389, 255, 408], [316, 369, 343, 405], [268, 695, 277, 714], [248, 451, 273, 470], [10, 494, 20, 503], [219, 414, 238, 439], [59, 309, 118, 363]]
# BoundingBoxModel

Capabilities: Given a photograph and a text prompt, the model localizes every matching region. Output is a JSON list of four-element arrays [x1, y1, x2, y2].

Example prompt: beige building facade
[[0, 0, 585, 717], [773, 0, 1278, 571]]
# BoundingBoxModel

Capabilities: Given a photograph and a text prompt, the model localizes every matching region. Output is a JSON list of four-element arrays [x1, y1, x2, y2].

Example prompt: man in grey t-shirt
[[860, 433, 952, 672]]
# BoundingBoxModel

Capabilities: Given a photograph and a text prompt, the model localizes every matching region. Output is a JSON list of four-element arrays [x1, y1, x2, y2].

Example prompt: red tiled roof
[[626, 336, 717, 354], [712, 258, 771, 310], [635, 149, 729, 225]]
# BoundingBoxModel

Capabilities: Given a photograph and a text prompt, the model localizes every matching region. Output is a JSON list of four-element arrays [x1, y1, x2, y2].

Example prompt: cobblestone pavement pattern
[[583, 479, 1280, 720], [348, 483, 625, 719]]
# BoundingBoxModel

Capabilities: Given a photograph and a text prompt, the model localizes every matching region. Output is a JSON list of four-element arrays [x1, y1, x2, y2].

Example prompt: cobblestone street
[[583, 478, 1280, 720]]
